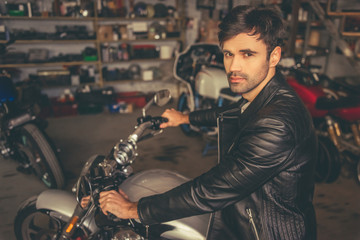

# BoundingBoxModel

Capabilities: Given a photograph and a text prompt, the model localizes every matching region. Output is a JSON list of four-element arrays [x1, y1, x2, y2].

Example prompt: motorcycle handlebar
[[129, 121, 153, 142], [113, 116, 168, 166], [129, 116, 168, 143]]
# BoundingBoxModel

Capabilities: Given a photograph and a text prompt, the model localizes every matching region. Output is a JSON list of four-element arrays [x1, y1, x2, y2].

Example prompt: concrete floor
[[1, 102, 360, 240]]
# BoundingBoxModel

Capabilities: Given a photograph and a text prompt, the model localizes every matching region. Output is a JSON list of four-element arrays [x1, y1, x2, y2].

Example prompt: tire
[[356, 159, 360, 185], [14, 123, 65, 189], [14, 196, 63, 240], [177, 92, 199, 137], [340, 152, 358, 179], [316, 136, 342, 183]]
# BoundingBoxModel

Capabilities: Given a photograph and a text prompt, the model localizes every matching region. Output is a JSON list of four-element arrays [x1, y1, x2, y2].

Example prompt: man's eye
[[224, 52, 232, 57], [244, 52, 253, 57]]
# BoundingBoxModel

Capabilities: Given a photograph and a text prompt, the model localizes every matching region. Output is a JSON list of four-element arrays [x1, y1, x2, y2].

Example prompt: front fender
[[36, 189, 99, 233], [37, 189, 77, 221]]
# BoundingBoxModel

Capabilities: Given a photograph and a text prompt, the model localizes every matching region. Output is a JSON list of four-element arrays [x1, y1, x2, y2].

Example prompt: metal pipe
[[351, 123, 360, 146], [326, 116, 341, 149]]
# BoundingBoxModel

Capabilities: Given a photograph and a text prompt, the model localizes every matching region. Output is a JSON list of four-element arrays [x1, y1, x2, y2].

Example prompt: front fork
[[0, 134, 11, 157], [325, 116, 342, 150], [351, 122, 360, 146], [325, 116, 360, 151], [57, 204, 88, 240]]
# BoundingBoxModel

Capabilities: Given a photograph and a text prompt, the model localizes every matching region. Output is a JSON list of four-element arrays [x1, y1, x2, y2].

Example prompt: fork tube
[[351, 123, 360, 146], [326, 116, 341, 149]]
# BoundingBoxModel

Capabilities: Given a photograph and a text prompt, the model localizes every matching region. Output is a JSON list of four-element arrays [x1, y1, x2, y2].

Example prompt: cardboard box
[[98, 25, 114, 41]]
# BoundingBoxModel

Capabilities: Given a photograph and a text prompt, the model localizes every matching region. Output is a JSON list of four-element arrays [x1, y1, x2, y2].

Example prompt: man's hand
[[99, 189, 139, 219], [160, 108, 190, 128], [80, 196, 91, 208]]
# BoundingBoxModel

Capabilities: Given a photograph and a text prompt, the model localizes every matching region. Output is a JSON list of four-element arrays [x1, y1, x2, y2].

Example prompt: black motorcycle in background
[[0, 40, 65, 188]]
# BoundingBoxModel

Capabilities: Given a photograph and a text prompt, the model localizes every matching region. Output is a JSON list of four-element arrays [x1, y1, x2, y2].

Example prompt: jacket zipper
[[145, 225, 149, 239], [246, 208, 260, 240], [217, 114, 223, 164]]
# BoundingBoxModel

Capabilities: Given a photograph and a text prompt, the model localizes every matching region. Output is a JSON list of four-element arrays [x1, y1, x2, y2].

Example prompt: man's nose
[[229, 56, 243, 72]]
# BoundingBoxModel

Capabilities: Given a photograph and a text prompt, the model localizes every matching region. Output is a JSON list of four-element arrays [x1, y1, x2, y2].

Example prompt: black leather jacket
[[138, 73, 317, 240]]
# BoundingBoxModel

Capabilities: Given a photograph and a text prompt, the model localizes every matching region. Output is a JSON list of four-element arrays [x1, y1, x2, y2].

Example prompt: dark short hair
[[218, 5, 285, 56]]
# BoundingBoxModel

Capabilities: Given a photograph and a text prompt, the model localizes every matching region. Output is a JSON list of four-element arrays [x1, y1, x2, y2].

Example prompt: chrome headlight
[[113, 227, 144, 240]]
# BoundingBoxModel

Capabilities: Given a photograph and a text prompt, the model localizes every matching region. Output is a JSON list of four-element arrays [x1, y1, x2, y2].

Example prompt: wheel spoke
[[27, 217, 41, 239], [24, 212, 59, 240]]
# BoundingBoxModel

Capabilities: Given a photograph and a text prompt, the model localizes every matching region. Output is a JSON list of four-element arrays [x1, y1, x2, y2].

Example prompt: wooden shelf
[[0, 16, 95, 21], [326, 0, 360, 17], [102, 58, 173, 64], [0, 16, 180, 21], [99, 38, 181, 43], [41, 82, 97, 89], [0, 38, 180, 44], [104, 79, 142, 84], [0, 61, 99, 68], [341, 32, 360, 37], [0, 39, 96, 44], [104, 79, 163, 85], [327, 11, 360, 17], [96, 17, 180, 22], [0, 43, 174, 69]]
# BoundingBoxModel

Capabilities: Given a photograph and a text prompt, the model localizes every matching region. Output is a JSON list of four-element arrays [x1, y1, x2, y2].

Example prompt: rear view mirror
[[142, 89, 171, 117], [154, 89, 171, 107]]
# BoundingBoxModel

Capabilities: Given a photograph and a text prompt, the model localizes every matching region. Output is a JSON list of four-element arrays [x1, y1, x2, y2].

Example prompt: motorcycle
[[0, 40, 65, 189], [279, 58, 360, 184], [174, 43, 241, 137], [14, 89, 210, 240]]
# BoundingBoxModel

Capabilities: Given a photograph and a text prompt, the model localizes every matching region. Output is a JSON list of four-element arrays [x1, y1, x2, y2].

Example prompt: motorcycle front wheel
[[14, 196, 63, 240], [316, 135, 342, 183], [357, 159, 360, 185], [13, 123, 65, 189]]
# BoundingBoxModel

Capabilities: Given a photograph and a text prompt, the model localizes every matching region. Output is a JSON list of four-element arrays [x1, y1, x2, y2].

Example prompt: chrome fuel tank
[[120, 169, 210, 240]]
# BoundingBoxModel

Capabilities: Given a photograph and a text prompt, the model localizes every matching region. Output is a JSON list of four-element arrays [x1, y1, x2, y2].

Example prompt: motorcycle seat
[[315, 96, 360, 110]]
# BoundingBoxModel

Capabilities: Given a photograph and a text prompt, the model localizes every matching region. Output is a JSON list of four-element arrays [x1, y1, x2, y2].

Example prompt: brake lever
[[137, 129, 163, 143]]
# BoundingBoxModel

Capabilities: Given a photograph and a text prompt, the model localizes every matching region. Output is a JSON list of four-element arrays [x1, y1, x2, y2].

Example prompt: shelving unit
[[326, 0, 360, 17], [285, 0, 360, 75], [0, 0, 185, 95], [285, 0, 331, 66]]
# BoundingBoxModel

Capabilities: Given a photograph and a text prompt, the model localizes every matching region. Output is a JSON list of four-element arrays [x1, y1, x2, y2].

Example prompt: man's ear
[[269, 46, 282, 67]]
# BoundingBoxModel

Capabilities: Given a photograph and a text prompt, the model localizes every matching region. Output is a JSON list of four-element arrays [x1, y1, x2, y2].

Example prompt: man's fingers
[[80, 196, 91, 208], [118, 189, 129, 200], [98, 189, 139, 219]]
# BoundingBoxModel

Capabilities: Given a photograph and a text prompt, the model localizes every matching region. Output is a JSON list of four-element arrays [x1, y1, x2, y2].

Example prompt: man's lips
[[230, 77, 246, 83]]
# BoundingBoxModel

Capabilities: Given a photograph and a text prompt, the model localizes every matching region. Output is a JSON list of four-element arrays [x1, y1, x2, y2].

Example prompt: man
[[98, 5, 317, 239]]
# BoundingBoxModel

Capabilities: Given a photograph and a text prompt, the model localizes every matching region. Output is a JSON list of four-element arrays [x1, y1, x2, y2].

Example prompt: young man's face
[[222, 33, 277, 101]]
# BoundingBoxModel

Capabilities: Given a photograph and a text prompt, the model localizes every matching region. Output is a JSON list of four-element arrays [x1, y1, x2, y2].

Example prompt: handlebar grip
[[151, 117, 168, 130]]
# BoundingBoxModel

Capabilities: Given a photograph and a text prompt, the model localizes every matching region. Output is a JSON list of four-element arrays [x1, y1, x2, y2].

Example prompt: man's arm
[[137, 117, 297, 225], [160, 107, 220, 129], [160, 108, 190, 128]]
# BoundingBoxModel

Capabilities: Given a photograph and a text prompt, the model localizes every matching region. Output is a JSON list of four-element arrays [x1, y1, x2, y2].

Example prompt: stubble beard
[[227, 72, 249, 93], [227, 65, 270, 95]]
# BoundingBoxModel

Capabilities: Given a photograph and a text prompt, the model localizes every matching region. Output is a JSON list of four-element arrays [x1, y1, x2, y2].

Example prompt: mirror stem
[[142, 99, 154, 117]]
